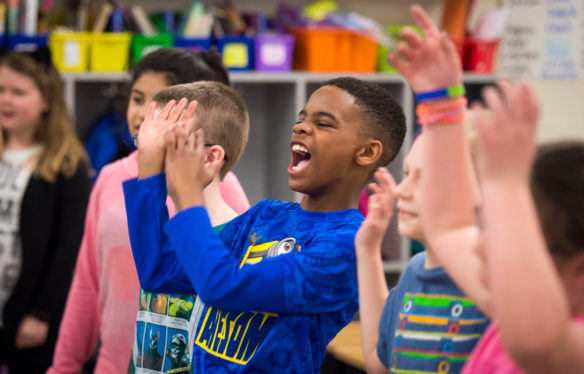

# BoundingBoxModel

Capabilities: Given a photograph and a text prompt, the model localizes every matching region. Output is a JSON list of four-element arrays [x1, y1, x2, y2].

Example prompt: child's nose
[[137, 104, 148, 122], [395, 178, 412, 199], [292, 120, 313, 135]]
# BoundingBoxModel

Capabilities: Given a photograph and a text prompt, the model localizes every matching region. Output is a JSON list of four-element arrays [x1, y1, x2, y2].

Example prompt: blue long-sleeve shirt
[[123, 173, 363, 373]]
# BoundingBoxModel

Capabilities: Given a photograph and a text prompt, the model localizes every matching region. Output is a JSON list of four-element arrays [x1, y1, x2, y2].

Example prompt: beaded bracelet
[[416, 84, 466, 103]]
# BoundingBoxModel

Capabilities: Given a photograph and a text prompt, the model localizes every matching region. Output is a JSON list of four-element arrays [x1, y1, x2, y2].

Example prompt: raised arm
[[390, 4, 490, 315], [476, 81, 584, 373], [164, 205, 358, 314], [124, 98, 198, 293], [354, 168, 396, 374], [161, 127, 359, 314]]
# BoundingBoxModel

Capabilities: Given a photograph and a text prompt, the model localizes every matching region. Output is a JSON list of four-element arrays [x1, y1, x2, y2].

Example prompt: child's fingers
[[482, 86, 505, 125], [375, 169, 397, 205], [396, 42, 415, 61], [368, 182, 381, 198], [178, 100, 198, 132], [173, 125, 188, 152], [367, 183, 391, 222], [366, 193, 382, 219], [184, 100, 198, 122], [388, 53, 409, 73], [165, 125, 178, 154], [159, 100, 176, 120], [511, 82, 531, 127], [497, 80, 517, 110], [410, 4, 439, 38], [520, 81, 540, 126], [193, 128, 206, 153], [440, 32, 462, 69], [170, 98, 188, 123], [187, 131, 196, 151], [399, 27, 424, 49], [145, 101, 157, 121]]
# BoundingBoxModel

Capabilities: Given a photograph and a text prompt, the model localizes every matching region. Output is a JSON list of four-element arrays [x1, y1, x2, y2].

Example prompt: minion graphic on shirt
[[192, 232, 301, 365]]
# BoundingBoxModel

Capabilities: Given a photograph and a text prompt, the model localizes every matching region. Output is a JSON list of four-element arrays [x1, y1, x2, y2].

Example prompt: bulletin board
[[497, 0, 584, 80]]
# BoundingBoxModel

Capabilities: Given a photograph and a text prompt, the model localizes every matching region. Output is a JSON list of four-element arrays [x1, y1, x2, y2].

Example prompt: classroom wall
[[535, 81, 584, 142], [66, 0, 583, 141]]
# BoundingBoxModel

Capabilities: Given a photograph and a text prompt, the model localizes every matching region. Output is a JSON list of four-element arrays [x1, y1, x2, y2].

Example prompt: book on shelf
[[131, 5, 157, 35], [92, 2, 113, 33]]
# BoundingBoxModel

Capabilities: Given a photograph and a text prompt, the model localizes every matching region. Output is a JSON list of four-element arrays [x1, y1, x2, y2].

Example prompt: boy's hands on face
[[355, 168, 397, 256], [137, 98, 190, 179], [389, 4, 462, 92], [473, 80, 539, 185], [165, 121, 223, 211]]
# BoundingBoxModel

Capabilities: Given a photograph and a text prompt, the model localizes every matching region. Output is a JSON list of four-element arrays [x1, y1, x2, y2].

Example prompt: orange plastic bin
[[291, 27, 378, 72]]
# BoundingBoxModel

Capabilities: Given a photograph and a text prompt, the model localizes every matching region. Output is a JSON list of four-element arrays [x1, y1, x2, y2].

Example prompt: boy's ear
[[356, 139, 382, 166], [205, 145, 226, 166]]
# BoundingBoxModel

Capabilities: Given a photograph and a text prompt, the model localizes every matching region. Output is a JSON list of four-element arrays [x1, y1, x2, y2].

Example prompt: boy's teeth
[[292, 144, 308, 153]]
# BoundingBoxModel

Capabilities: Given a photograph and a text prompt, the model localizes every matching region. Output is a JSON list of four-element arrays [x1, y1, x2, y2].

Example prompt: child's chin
[[398, 226, 423, 243]]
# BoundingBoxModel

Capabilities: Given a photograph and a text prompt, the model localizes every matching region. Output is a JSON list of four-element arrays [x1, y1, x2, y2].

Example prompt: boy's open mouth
[[290, 144, 311, 172]]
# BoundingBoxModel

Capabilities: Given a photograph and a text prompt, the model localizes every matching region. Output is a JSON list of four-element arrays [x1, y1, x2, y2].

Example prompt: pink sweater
[[462, 316, 584, 373], [48, 152, 250, 374]]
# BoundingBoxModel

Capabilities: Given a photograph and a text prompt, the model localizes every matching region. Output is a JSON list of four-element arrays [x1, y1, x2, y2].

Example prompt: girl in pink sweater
[[48, 48, 250, 374]]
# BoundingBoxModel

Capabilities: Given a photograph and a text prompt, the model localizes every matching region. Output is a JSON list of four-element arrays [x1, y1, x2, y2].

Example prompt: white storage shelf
[[63, 72, 495, 274]]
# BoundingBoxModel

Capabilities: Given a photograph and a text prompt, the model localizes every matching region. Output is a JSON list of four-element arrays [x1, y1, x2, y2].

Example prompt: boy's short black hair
[[321, 77, 406, 166]]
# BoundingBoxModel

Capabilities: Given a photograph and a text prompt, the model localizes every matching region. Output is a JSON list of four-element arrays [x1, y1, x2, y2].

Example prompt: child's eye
[[132, 96, 144, 105], [317, 122, 332, 128], [13, 89, 25, 96]]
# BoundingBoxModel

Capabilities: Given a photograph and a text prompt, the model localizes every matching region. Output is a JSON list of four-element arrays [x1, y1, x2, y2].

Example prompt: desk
[[326, 321, 365, 371]]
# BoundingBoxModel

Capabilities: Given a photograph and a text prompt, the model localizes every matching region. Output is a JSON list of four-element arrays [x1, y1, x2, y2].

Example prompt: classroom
[[0, 0, 582, 373]]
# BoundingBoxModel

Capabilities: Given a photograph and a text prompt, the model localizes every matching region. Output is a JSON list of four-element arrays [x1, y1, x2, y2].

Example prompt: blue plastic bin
[[174, 36, 212, 52], [216, 36, 254, 71], [7, 34, 49, 51]]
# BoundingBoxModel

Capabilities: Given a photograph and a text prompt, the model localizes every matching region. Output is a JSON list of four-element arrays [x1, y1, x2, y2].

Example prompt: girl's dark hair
[[131, 47, 229, 87], [530, 140, 584, 256]]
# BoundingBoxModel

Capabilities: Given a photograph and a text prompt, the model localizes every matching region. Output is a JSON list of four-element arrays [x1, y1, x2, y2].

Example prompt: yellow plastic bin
[[91, 32, 132, 72], [49, 32, 91, 72]]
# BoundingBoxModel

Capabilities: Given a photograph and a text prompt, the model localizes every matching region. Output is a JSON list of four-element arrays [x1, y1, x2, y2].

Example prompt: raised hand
[[137, 98, 197, 179], [473, 80, 539, 184], [355, 168, 397, 255], [165, 125, 223, 211], [389, 4, 462, 92]]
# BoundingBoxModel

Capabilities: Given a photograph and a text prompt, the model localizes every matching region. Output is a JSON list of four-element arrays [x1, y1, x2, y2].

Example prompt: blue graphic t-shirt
[[124, 174, 363, 373], [378, 252, 489, 373]]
